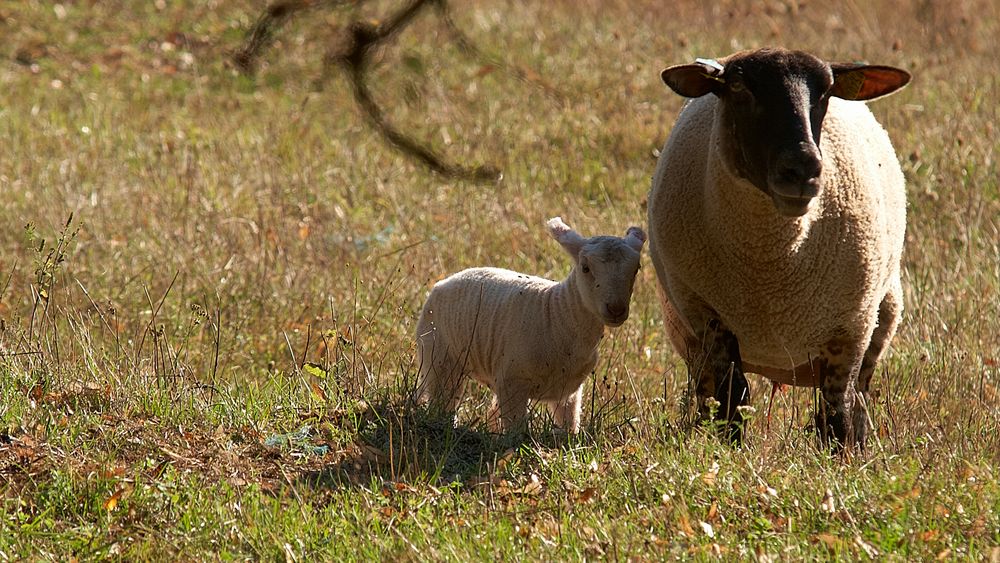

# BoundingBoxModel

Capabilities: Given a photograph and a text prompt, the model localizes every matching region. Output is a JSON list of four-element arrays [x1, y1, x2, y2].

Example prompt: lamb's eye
[[582, 265, 591, 274]]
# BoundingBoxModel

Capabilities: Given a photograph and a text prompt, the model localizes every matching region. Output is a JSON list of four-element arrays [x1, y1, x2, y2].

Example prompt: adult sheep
[[647, 48, 911, 449]]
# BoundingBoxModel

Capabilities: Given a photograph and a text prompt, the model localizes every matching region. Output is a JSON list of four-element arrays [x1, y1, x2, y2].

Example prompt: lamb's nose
[[606, 303, 628, 318]]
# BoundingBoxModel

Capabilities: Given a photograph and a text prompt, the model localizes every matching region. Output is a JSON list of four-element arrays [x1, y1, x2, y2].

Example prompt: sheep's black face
[[660, 48, 911, 218], [716, 50, 833, 217]]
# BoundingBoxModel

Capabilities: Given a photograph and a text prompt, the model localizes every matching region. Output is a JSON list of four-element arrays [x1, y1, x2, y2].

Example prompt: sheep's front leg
[[693, 320, 751, 444], [549, 388, 583, 433], [851, 288, 902, 450], [815, 337, 866, 451]]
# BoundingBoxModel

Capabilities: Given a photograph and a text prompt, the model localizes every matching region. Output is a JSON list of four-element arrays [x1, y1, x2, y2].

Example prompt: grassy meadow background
[[1, 0, 998, 559]]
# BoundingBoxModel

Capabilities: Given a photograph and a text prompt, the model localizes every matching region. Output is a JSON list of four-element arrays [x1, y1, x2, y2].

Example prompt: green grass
[[1, 0, 999, 559]]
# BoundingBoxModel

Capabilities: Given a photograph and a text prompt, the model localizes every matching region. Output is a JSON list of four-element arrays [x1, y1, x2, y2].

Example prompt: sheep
[[412, 217, 646, 434], [646, 48, 911, 449]]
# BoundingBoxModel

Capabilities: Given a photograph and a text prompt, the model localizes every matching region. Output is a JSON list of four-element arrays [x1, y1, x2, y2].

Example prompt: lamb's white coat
[[413, 218, 645, 433]]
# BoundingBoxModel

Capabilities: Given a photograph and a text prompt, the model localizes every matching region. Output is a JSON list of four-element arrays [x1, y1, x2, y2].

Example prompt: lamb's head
[[660, 48, 910, 217], [547, 217, 646, 327]]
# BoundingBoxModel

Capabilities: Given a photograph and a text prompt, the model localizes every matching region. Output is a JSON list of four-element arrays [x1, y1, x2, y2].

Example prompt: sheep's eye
[[582, 265, 591, 274], [729, 79, 746, 93]]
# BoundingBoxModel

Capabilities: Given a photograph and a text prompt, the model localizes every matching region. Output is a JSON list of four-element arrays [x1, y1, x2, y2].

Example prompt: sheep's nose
[[772, 144, 822, 199]]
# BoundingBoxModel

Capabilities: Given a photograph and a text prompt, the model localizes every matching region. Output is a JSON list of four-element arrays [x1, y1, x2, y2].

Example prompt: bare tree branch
[[336, 1, 501, 182], [233, 0, 364, 75], [433, 1, 568, 102], [234, 0, 506, 183]]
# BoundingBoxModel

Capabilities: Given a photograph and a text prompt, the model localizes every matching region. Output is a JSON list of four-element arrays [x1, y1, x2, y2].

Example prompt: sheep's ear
[[624, 226, 647, 252], [547, 217, 587, 260], [661, 59, 725, 98], [830, 64, 911, 101]]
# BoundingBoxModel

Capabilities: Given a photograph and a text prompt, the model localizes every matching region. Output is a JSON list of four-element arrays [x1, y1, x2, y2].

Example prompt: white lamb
[[412, 217, 646, 434], [647, 48, 911, 448]]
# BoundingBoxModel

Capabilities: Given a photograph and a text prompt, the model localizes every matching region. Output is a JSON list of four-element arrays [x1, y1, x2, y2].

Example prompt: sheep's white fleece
[[648, 96, 906, 384]]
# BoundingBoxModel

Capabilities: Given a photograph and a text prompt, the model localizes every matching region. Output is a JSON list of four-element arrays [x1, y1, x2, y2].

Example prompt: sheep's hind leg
[[693, 321, 751, 444], [549, 388, 583, 434]]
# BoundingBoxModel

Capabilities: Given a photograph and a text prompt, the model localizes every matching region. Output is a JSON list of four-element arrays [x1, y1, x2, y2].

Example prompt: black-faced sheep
[[413, 217, 646, 434], [647, 48, 911, 448]]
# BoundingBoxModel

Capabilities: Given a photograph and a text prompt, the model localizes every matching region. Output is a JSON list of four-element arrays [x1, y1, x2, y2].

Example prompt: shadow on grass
[[296, 399, 516, 489], [296, 398, 607, 490]]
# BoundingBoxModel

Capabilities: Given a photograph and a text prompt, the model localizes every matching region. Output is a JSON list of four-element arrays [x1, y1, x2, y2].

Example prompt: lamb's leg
[[851, 288, 903, 449], [492, 378, 530, 435], [814, 337, 866, 452], [414, 334, 465, 416], [487, 395, 502, 433], [693, 320, 751, 444], [549, 388, 583, 433]]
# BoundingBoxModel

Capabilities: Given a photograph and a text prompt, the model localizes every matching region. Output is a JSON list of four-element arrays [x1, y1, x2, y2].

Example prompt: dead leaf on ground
[[813, 533, 840, 549], [494, 447, 517, 472], [678, 514, 696, 537], [308, 380, 326, 402], [100, 466, 126, 479], [700, 460, 720, 487], [577, 487, 597, 503], [706, 500, 719, 523], [515, 473, 543, 496], [103, 485, 132, 512]]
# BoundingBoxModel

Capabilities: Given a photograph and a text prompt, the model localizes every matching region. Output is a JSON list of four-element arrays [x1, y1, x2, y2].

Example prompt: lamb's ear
[[624, 226, 647, 252], [547, 217, 587, 259], [830, 63, 911, 101], [661, 59, 725, 98]]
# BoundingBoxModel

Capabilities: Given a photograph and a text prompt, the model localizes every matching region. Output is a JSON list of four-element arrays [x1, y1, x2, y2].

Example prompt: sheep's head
[[660, 48, 910, 217], [547, 217, 646, 327]]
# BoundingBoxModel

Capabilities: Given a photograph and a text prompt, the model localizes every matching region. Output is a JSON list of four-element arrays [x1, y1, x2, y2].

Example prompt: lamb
[[412, 217, 646, 434], [646, 48, 911, 449]]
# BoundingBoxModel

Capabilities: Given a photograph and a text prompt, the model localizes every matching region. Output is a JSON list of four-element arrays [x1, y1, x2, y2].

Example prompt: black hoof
[[716, 369, 751, 445], [814, 407, 848, 452]]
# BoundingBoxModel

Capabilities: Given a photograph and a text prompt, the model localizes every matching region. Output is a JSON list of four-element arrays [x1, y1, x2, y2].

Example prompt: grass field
[[1, 0, 998, 559]]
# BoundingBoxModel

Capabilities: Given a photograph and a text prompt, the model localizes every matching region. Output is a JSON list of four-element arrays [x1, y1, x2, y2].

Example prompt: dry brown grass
[[0, 0, 998, 558]]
